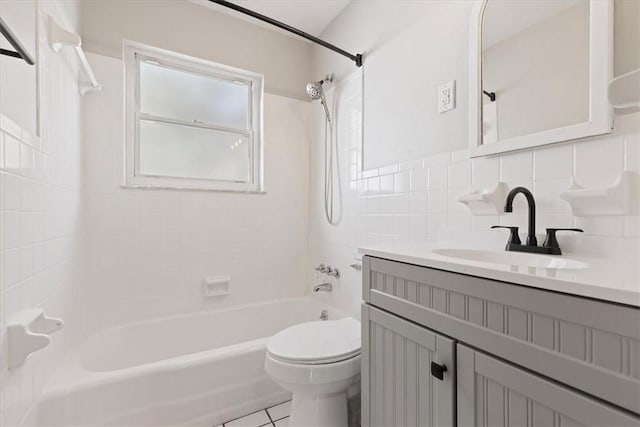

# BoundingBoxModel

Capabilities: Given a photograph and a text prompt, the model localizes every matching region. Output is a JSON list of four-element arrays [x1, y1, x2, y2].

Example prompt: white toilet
[[264, 317, 361, 427]]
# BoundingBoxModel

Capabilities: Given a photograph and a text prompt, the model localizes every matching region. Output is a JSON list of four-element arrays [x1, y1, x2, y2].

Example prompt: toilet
[[264, 317, 361, 427]]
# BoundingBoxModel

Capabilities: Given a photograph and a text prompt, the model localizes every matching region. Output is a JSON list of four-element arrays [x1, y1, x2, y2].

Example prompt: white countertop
[[359, 243, 640, 307]]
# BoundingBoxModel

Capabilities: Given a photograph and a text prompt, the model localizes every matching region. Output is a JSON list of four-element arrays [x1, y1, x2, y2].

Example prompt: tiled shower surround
[[82, 53, 311, 331], [309, 72, 639, 317], [0, 3, 84, 425]]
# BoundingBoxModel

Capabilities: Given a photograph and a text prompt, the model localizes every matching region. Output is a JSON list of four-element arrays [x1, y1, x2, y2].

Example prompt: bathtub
[[31, 298, 348, 427]]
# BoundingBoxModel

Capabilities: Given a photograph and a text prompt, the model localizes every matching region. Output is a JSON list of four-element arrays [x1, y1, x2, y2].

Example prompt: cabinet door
[[457, 344, 640, 427], [361, 304, 455, 427]]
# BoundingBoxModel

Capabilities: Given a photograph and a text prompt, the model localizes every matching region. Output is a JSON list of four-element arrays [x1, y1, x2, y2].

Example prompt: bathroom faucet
[[314, 264, 340, 278], [505, 186, 537, 246], [492, 186, 583, 255], [313, 282, 333, 292]]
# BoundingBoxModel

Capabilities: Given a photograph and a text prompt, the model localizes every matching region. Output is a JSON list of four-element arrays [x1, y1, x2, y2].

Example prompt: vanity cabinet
[[361, 255, 640, 426], [361, 305, 455, 427], [458, 345, 638, 427]]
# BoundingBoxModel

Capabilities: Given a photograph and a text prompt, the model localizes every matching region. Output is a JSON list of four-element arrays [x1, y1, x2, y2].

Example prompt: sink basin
[[432, 248, 589, 269]]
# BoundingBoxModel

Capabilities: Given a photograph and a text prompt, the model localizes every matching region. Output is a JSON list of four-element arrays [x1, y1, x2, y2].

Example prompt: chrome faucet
[[314, 263, 340, 278], [493, 186, 583, 255], [314, 263, 329, 274], [313, 282, 333, 292]]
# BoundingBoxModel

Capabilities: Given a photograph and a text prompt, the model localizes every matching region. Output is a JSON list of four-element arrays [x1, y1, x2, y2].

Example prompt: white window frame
[[123, 41, 264, 192]]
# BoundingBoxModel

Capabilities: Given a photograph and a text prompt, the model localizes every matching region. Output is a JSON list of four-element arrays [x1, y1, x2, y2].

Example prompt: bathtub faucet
[[313, 282, 333, 292]]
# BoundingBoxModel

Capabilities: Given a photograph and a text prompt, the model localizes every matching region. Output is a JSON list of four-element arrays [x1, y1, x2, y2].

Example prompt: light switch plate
[[438, 80, 456, 113]]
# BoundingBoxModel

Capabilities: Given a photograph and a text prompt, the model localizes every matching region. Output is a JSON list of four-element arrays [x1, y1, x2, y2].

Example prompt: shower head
[[306, 81, 324, 100], [306, 80, 331, 123]]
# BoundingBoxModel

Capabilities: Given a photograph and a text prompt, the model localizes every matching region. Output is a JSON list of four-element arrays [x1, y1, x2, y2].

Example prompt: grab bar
[[0, 17, 35, 65], [48, 16, 101, 95]]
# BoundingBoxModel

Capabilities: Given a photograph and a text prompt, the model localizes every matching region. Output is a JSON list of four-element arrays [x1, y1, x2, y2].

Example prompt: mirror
[[0, 0, 39, 136], [468, 0, 613, 157]]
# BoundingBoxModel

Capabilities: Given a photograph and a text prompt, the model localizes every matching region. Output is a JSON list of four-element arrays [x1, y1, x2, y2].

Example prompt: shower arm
[[208, 0, 363, 67]]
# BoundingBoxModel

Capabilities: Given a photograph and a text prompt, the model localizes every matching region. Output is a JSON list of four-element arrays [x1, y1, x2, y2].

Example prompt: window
[[124, 42, 263, 191]]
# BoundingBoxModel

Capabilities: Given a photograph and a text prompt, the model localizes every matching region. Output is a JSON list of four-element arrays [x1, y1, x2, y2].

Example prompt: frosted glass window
[[139, 61, 250, 130], [124, 42, 263, 191], [139, 120, 249, 182]]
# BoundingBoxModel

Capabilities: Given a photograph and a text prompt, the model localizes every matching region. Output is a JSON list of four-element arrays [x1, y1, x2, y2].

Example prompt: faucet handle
[[314, 263, 328, 273], [491, 225, 521, 245], [543, 228, 583, 250]]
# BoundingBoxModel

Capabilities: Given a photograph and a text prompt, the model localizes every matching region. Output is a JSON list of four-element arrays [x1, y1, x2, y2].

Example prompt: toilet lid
[[268, 318, 361, 365]]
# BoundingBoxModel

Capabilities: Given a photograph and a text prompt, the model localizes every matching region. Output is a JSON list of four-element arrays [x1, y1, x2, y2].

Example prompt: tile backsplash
[[309, 72, 639, 318]]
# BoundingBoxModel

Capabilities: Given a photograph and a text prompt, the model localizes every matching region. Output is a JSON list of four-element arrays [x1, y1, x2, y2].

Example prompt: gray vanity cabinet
[[361, 255, 640, 427], [458, 345, 638, 427], [361, 304, 456, 427]]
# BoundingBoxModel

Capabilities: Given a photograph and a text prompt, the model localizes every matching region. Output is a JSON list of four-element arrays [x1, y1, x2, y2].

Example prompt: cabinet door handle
[[431, 362, 447, 380]]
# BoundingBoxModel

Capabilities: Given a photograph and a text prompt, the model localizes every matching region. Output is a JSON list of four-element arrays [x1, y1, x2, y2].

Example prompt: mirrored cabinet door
[[0, 0, 39, 135]]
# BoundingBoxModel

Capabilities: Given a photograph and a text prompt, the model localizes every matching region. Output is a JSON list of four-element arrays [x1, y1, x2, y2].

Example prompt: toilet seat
[[267, 318, 361, 365]]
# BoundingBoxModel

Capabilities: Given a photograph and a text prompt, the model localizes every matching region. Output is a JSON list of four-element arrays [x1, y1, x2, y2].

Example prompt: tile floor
[[218, 400, 291, 427]]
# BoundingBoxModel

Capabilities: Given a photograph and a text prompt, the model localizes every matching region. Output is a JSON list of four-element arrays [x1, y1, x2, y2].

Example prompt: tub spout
[[313, 282, 332, 292]]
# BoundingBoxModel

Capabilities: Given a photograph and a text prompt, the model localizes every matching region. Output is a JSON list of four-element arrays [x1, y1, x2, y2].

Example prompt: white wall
[[82, 53, 310, 331], [309, 1, 640, 318], [0, 1, 85, 425], [313, 1, 472, 169], [80, 0, 313, 100]]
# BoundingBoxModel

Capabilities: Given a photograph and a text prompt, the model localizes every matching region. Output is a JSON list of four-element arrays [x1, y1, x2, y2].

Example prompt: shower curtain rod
[[209, 0, 363, 67], [0, 17, 35, 65]]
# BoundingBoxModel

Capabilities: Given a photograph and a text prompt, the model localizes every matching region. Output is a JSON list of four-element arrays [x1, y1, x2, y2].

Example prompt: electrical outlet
[[438, 80, 456, 113]]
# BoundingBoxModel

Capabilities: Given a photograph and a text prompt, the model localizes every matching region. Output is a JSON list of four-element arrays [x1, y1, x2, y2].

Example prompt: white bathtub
[[31, 298, 347, 427]]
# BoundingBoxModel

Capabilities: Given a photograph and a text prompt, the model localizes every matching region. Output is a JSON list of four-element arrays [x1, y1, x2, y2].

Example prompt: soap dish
[[560, 172, 636, 216], [458, 182, 508, 215], [203, 275, 231, 297], [8, 309, 64, 369]]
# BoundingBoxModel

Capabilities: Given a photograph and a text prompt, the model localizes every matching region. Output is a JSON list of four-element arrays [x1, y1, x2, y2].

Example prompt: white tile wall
[[309, 72, 640, 318], [82, 53, 311, 331], [0, 2, 84, 425]]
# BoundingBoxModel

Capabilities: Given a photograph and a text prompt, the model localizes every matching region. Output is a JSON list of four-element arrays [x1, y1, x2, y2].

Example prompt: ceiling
[[194, 0, 351, 38]]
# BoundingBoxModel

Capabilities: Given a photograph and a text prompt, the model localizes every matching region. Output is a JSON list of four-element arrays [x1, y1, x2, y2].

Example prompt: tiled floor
[[218, 400, 291, 427]]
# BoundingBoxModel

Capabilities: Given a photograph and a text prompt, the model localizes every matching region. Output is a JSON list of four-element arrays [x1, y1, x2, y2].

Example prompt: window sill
[[120, 184, 266, 194]]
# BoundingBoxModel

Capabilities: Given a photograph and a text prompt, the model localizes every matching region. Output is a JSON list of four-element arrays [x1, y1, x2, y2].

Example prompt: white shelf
[[47, 16, 101, 95], [608, 68, 640, 111]]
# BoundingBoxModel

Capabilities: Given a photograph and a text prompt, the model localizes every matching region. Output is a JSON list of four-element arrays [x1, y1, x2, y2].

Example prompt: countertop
[[359, 243, 640, 307]]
